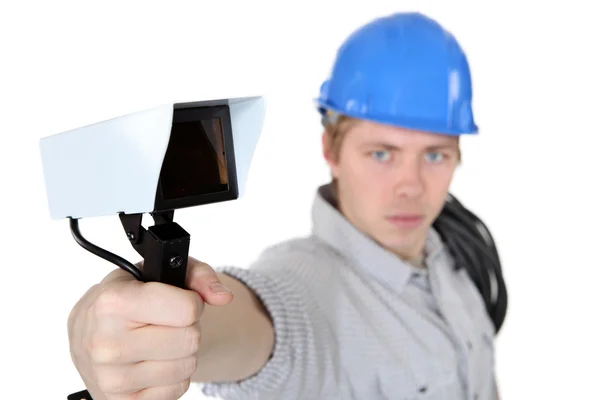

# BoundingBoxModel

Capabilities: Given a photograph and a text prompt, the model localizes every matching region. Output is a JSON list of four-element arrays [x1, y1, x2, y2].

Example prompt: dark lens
[[159, 118, 228, 200]]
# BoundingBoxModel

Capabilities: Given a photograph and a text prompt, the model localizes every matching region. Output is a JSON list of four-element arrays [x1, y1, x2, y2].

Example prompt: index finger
[[98, 281, 204, 327]]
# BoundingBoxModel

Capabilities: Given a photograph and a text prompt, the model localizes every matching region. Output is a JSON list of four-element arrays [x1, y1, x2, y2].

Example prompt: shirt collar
[[311, 183, 446, 292]]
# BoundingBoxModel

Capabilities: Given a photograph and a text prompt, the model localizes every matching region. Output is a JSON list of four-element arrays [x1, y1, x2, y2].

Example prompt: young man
[[67, 12, 506, 400]]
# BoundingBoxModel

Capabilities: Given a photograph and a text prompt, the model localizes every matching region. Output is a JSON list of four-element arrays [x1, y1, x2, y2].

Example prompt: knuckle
[[88, 334, 122, 364], [181, 294, 202, 326], [94, 287, 124, 316], [190, 261, 215, 280], [183, 326, 202, 356], [96, 370, 128, 394]]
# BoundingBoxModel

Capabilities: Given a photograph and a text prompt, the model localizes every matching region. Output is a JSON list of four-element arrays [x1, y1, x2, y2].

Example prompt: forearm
[[192, 272, 275, 383]]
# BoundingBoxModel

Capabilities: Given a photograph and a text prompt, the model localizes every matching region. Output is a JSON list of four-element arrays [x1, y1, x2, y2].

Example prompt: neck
[[400, 252, 426, 268], [390, 237, 427, 268]]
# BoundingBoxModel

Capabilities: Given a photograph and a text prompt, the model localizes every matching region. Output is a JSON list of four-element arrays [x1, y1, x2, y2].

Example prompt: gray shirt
[[200, 184, 497, 399]]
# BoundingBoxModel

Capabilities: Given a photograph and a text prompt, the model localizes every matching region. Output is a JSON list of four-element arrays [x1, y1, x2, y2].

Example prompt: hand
[[67, 257, 234, 400]]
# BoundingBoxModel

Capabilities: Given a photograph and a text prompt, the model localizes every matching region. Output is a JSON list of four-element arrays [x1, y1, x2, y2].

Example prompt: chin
[[385, 236, 417, 252], [371, 229, 412, 249], [377, 223, 428, 253]]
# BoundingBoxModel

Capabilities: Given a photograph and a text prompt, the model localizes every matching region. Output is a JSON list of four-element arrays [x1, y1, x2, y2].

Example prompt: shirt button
[[467, 340, 473, 350]]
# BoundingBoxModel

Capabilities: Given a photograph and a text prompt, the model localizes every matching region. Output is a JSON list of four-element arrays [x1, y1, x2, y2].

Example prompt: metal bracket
[[118, 210, 190, 288]]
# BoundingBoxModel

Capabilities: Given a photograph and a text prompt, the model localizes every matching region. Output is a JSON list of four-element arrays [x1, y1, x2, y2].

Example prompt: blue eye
[[425, 152, 444, 163], [372, 150, 391, 162]]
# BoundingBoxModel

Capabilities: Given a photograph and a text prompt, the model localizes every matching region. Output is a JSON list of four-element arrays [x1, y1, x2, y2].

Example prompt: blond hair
[[322, 113, 357, 162], [322, 112, 462, 163]]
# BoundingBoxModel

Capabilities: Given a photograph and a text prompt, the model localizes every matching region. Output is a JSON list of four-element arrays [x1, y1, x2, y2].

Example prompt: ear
[[321, 131, 339, 178]]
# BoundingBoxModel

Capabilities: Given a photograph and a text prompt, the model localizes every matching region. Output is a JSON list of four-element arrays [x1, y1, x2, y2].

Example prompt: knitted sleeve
[[199, 242, 340, 399]]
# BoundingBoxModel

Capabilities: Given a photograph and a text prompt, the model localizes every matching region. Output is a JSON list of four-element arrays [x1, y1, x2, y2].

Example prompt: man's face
[[323, 119, 461, 262]]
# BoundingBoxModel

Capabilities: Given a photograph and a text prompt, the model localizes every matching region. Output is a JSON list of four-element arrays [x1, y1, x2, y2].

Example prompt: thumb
[[186, 257, 234, 306]]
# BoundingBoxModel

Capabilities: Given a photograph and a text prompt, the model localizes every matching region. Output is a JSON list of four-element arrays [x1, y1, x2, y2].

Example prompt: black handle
[[67, 389, 93, 400], [68, 217, 191, 399], [142, 222, 190, 288]]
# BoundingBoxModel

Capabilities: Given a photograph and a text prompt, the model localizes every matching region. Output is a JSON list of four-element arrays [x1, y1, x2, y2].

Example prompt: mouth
[[385, 214, 425, 229]]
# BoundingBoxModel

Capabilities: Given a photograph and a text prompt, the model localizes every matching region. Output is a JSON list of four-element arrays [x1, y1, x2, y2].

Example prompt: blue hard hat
[[316, 12, 478, 136]]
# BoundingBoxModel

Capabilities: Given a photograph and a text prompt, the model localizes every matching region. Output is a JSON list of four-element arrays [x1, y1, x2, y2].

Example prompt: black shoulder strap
[[432, 194, 508, 334]]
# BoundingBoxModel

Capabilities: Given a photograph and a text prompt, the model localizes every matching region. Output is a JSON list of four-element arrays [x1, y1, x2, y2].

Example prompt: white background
[[1, 1, 599, 399]]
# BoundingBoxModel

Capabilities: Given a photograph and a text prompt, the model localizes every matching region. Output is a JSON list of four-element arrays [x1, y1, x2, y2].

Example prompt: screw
[[169, 256, 183, 268], [127, 232, 135, 240]]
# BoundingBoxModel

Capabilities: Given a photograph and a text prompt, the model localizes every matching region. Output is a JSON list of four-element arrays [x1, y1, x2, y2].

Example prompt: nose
[[393, 156, 424, 198]]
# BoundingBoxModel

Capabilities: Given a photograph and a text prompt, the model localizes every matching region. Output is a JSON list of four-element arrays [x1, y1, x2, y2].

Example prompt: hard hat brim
[[315, 99, 479, 137]]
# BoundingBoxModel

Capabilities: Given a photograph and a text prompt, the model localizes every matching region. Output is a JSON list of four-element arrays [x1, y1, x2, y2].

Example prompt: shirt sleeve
[[199, 243, 340, 400]]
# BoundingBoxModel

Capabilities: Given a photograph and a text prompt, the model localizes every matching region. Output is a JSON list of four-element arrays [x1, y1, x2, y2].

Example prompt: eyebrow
[[360, 142, 459, 151]]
